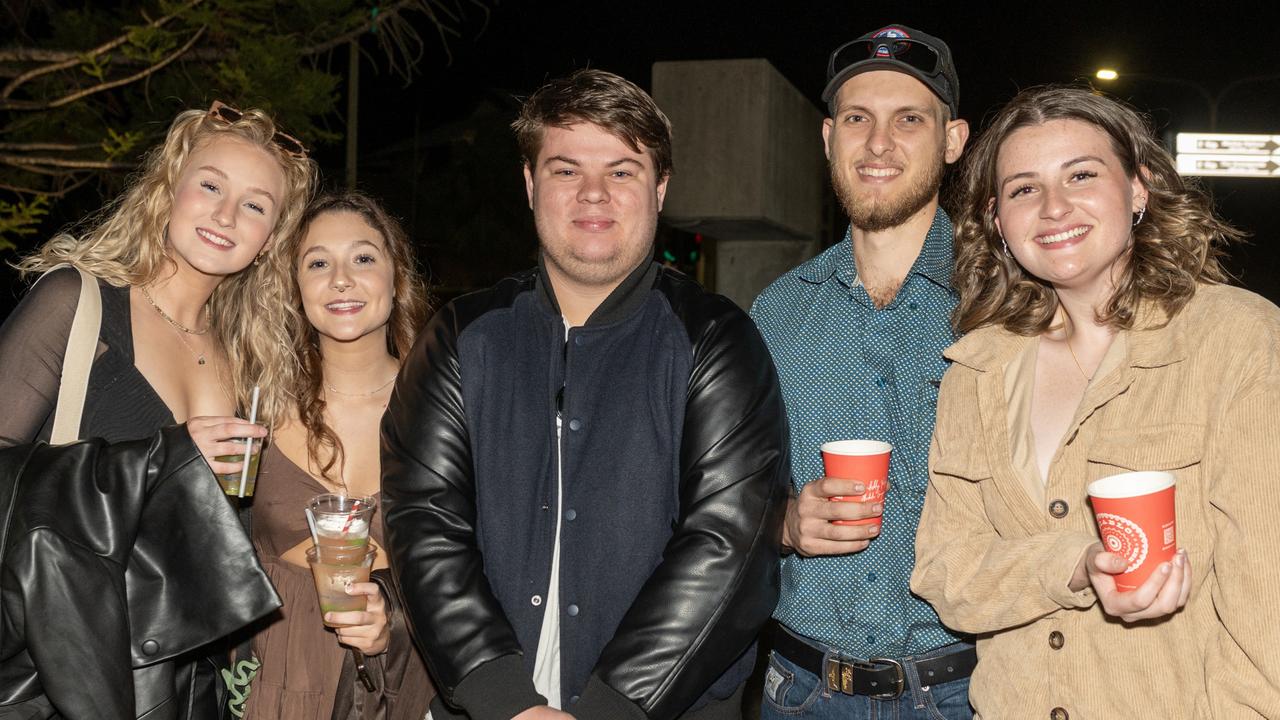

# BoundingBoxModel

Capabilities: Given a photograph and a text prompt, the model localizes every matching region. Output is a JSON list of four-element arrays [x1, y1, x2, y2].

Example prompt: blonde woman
[[910, 86, 1277, 718], [244, 192, 434, 720], [0, 101, 317, 718]]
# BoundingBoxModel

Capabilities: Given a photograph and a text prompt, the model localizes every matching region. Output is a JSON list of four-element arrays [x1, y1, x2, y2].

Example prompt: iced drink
[[215, 441, 261, 495], [306, 545, 375, 627], [306, 493, 377, 559]]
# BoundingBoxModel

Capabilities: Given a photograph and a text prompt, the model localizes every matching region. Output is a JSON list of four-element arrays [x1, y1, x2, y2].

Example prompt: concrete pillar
[[652, 58, 826, 308]]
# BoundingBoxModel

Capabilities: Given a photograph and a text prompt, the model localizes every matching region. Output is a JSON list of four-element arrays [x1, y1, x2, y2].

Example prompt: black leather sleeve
[[381, 299, 544, 719], [580, 289, 789, 720]]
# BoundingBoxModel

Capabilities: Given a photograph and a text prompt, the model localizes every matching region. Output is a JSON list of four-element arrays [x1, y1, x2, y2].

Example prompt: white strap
[[38, 265, 102, 444]]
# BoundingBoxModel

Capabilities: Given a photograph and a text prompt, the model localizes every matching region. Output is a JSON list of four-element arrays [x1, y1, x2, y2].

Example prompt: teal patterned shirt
[[750, 208, 965, 657]]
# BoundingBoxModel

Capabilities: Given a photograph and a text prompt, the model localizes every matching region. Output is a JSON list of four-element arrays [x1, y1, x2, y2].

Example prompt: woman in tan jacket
[[911, 85, 1279, 719]]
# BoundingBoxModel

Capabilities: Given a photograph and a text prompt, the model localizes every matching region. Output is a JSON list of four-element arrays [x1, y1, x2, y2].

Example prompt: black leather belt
[[766, 621, 977, 699]]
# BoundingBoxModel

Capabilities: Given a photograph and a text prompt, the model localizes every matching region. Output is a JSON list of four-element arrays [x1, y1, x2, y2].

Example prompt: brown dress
[[243, 444, 435, 720]]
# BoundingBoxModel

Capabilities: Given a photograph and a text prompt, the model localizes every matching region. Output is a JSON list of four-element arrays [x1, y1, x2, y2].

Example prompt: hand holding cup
[[328, 581, 390, 655], [186, 415, 267, 476], [1072, 543, 1192, 622], [783, 477, 884, 557]]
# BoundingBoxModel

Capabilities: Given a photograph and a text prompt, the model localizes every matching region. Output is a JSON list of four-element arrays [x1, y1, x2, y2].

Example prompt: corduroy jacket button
[[1049, 631, 1064, 650], [1048, 499, 1069, 518], [1050, 707, 1069, 720]]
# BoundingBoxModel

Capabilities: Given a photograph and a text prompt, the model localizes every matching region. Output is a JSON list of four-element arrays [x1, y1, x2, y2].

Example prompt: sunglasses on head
[[208, 100, 308, 157], [827, 38, 943, 81]]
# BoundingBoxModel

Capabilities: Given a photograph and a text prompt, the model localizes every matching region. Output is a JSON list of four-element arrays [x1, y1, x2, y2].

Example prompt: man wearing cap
[[749, 25, 974, 719]]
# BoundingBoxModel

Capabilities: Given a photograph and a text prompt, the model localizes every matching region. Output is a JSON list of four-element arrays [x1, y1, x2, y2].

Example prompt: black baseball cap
[[821, 24, 960, 119]]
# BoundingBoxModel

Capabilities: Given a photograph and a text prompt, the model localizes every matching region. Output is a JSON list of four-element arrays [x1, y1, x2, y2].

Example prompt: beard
[[832, 145, 947, 232]]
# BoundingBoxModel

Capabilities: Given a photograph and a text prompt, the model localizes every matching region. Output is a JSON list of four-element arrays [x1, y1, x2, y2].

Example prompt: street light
[[1094, 68, 1280, 132]]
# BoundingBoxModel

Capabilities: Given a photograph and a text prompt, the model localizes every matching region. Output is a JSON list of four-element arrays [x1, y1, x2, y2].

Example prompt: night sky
[[350, 0, 1280, 299]]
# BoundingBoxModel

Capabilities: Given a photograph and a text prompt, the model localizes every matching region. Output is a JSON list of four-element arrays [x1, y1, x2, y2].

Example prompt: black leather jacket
[[383, 261, 788, 720], [0, 426, 281, 719]]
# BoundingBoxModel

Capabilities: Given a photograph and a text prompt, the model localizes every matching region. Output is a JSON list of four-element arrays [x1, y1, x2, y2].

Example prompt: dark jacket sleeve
[[381, 301, 545, 720], [578, 295, 789, 720], [0, 267, 81, 447]]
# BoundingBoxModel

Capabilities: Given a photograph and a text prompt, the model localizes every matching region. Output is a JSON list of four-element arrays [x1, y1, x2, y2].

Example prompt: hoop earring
[[1133, 207, 1146, 227]]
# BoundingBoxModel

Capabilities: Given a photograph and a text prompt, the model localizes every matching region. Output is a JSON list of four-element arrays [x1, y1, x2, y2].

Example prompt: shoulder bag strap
[[39, 265, 103, 444]]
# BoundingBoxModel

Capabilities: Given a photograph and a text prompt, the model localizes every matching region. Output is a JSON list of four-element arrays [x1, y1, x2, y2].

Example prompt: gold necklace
[[1064, 333, 1093, 381], [324, 375, 396, 397], [140, 286, 209, 335]]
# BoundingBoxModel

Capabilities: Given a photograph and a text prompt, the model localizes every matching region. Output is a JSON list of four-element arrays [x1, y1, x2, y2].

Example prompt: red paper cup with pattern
[[821, 440, 892, 527], [1087, 471, 1177, 592]]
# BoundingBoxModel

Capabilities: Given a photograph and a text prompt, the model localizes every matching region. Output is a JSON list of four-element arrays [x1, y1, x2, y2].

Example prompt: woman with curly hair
[[0, 103, 318, 717], [243, 192, 435, 720], [910, 86, 1278, 718]]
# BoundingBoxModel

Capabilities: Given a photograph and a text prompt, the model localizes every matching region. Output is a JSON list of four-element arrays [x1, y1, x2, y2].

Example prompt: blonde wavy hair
[[952, 85, 1241, 336], [265, 192, 429, 482], [17, 106, 319, 423]]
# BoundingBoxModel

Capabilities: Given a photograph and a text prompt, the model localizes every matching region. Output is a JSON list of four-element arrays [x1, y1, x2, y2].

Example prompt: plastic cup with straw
[[237, 386, 260, 498]]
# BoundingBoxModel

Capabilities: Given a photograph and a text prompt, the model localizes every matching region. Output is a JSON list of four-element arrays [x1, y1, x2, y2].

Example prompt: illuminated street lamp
[[1094, 68, 1280, 132]]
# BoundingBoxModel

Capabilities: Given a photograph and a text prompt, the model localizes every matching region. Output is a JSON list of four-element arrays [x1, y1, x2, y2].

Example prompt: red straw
[[341, 499, 363, 536]]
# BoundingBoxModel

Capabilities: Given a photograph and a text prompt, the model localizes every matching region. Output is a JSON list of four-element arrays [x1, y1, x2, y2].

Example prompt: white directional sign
[[1177, 154, 1280, 178], [1176, 132, 1280, 178]]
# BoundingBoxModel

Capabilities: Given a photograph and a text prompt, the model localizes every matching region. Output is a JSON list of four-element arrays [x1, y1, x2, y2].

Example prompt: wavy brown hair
[[278, 192, 430, 482], [952, 85, 1241, 335], [17, 106, 319, 424], [512, 68, 674, 179]]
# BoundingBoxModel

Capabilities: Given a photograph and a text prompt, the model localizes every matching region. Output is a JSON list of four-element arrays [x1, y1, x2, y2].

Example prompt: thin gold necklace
[[324, 375, 396, 397], [1063, 328, 1094, 382], [140, 286, 209, 335]]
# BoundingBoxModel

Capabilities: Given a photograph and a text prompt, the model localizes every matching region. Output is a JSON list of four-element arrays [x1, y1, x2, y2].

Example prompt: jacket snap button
[[1048, 499, 1069, 518], [574, 335, 584, 346], [566, 604, 579, 617], [1049, 631, 1064, 650], [531, 595, 542, 607], [569, 418, 582, 432], [565, 508, 577, 521], [141, 639, 160, 656], [1050, 707, 1069, 720], [569, 695, 580, 704]]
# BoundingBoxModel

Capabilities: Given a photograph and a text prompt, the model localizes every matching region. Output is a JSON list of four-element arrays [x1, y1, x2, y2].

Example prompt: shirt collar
[[946, 299, 1189, 372], [798, 206, 955, 289]]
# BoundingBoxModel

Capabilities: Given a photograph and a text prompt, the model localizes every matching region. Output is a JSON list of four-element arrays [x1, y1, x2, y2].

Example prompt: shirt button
[[866, 635, 875, 645], [141, 639, 160, 656], [567, 604, 580, 617], [531, 595, 542, 607], [866, 572, 877, 582], [574, 335, 584, 346], [565, 508, 577, 521], [569, 418, 582, 432], [1049, 631, 1064, 650], [875, 376, 886, 388], [1048, 499, 1069, 518], [907, 301, 919, 310], [1050, 708, 1069, 720]]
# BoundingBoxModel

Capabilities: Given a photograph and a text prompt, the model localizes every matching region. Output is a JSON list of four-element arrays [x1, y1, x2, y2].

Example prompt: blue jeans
[[759, 644, 973, 720]]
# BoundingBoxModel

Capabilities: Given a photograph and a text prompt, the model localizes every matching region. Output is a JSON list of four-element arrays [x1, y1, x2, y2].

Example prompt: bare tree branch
[[0, 141, 101, 152], [0, 173, 94, 198], [0, 0, 205, 99], [0, 26, 206, 111], [1, 154, 132, 170]]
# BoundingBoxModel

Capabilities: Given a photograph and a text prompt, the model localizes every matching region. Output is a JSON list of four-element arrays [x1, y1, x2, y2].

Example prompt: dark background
[[6, 0, 1280, 312]]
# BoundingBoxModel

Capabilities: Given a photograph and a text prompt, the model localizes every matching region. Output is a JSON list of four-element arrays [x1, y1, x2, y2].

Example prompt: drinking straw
[[341, 498, 363, 536], [237, 386, 260, 498], [304, 507, 321, 547]]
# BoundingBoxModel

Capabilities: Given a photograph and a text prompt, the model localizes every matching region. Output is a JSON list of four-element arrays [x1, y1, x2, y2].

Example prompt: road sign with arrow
[[1176, 133, 1280, 178]]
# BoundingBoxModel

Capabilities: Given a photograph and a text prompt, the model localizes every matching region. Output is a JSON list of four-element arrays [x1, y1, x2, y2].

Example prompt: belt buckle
[[864, 657, 905, 699]]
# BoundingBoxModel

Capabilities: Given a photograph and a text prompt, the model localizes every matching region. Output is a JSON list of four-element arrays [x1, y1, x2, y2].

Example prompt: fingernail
[[324, 613, 333, 623], [869, 525, 880, 536], [852, 484, 865, 494], [1174, 553, 1184, 568], [873, 504, 883, 514], [1161, 563, 1171, 575]]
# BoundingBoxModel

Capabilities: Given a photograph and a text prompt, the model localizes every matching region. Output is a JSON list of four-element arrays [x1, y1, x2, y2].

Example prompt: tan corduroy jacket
[[911, 283, 1280, 720]]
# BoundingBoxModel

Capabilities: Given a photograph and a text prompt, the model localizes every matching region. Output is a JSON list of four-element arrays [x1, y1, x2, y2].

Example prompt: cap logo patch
[[871, 27, 910, 57]]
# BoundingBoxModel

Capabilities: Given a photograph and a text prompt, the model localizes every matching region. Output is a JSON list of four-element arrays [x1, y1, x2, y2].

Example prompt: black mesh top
[[0, 267, 175, 448]]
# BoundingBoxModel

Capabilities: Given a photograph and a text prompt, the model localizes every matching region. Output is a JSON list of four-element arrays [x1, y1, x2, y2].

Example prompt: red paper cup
[[820, 440, 892, 526], [1087, 471, 1177, 592]]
